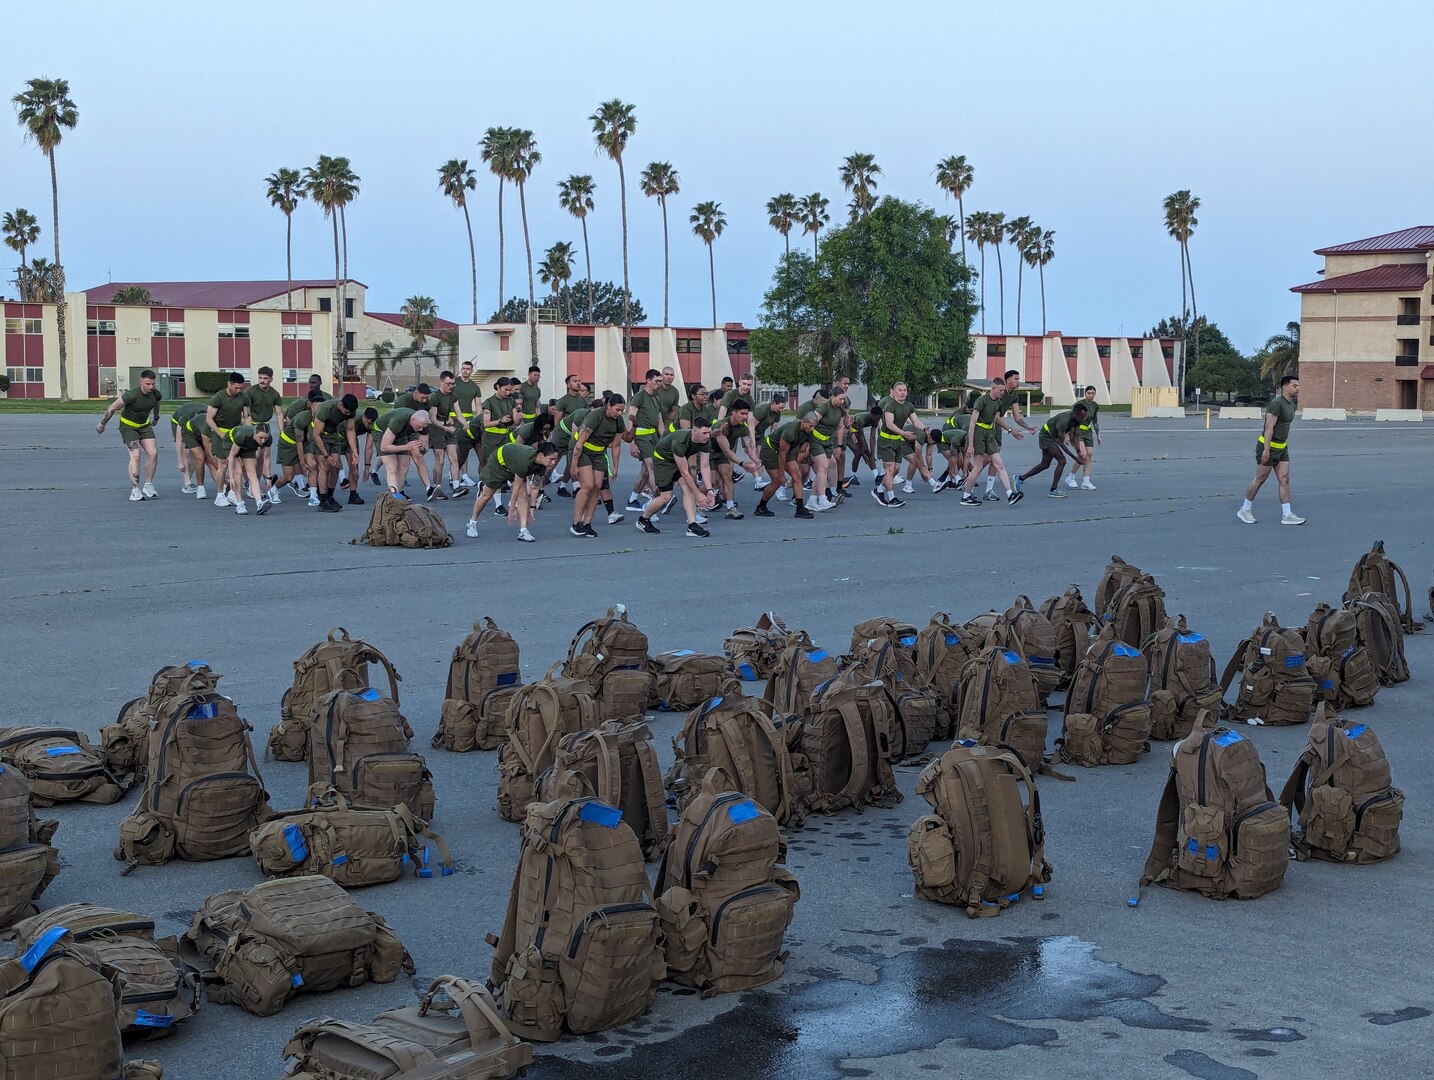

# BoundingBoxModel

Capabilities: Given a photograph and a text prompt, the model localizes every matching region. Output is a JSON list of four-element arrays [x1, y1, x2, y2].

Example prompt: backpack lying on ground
[[655, 772, 799, 996], [666, 692, 808, 827], [183, 875, 414, 1017], [953, 645, 1048, 773], [496, 666, 599, 823], [1098, 562, 1167, 649], [801, 663, 902, 814], [0, 765, 59, 930], [250, 790, 454, 887], [0, 727, 125, 807], [1344, 591, 1411, 685], [354, 493, 453, 549], [1219, 613, 1316, 726], [907, 741, 1051, 918], [281, 976, 533, 1080], [1277, 704, 1403, 864], [1039, 586, 1099, 687], [1002, 596, 1062, 700], [1302, 603, 1380, 709], [1144, 615, 1223, 740], [564, 606, 654, 721], [270, 628, 403, 763], [433, 684, 523, 754], [0, 936, 128, 1080], [764, 635, 839, 722], [651, 651, 731, 711], [862, 638, 944, 760], [104, 660, 221, 785], [723, 612, 796, 682], [1344, 539, 1422, 635], [435, 619, 522, 753], [115, 689, 271, 870], [1062, 627, 1151, 764], [486, 796, 664, 1042], [1139, 710, 1289, 901], [308, 688, 433, 820], [533, 719, 668, 860], [914, 612, 976, 715], [1057, 711, 1150, 767], [11, 904, 200, 1038]]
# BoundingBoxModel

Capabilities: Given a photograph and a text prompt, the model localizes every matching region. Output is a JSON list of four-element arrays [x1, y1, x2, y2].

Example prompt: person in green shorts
[[977, 369, 1038, 500], [843, 404, 880, 487], [168, 398, 196, 494], [282, 379, 328, 502], [678, 385, 717, 429], [290, 391, 325, 506], [313, 394, 362, 512], [748, 392, 787, 490], [97, 368, 163, 502], [711, 399, 759, 519], [274, 391, 318, 502], [426, 371, 460, 497], [171, 399, 212, 498], [935, 393, 976, 488], [203, 372, 249, 508], [477, 377, 520, 513], [463, 440, 558, 543], [1067, 384, 1103, 490], [635, 419, 716, 538], [551, 375, 591, 496], [1239, 374, 1304, 526], [517, 366, 544, 424], [569, 394, 628, 537], [755, 413, 817, 519], [374, 406, 433, 498], [657, 365, 681, 433], [224, 424, 274, 516], [452, 360, 483, 487], [960, 378, 1024, 508], [626, 369, 666, 510], [805, 389, 849, 512], [242, 365, 285, 505], [872, 383, 938, 508], [1014, 403, 1088, 499]]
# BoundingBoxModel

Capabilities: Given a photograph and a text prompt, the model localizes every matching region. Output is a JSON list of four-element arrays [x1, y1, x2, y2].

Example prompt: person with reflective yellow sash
[[636, 419, 715, 538], [960, 377, 1025, 508], [465, 439, 557, 543], [1014, 402, 1087, 500], [1239, 375, 1304, 526], [225, 423, 274, 516], [626, 368, 665, 511], [97, 368, 163, 502], [872, 383, 939, 508], [805, 389, 848, 512], [426, 371, 461, 497], [478, 377, 520, 513], [568, 394, 628, 538], [274, 391, 321, 504], [551, 374, 591, 497], [452, 359, 482, 487], [1067, 384, 1103, 490], [202, 372, 248, 508], [712, 399, 759, 519], [516, 366, 543, 425], [755, 413, 817, 519]]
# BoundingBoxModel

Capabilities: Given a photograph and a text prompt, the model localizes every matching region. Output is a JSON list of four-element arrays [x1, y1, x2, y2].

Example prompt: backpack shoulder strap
[[631, 736, 669, 851], [1139, 768, 1181, 887], [951, 755, 998, 916], [1218, 638, 1252, 694], [287, 1020, 435, 1074], [833, 695, 872, 807], [421, 976, 524, 1050]]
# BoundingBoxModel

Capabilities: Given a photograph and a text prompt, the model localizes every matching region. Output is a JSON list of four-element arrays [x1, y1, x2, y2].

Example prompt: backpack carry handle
[[326, 627, 352, 643]]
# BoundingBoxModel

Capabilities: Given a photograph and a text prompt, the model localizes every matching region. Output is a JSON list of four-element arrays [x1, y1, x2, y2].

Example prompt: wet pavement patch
[[536, 935, 1207, 1078], [1231, 1026, 1304, 1043], [1366, 1006, 1431, 1026], [1164, 1049, 1257, 1080]]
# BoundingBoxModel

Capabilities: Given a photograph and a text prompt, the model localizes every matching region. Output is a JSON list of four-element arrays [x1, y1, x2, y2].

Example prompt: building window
[[281, 324, 313, 341], [499, 336, 510, 352], [344, 299, 354, 319], [1097, 345, 1111, 358], [566, 334, 595, 351], [986, 342, 1006, 357], [5, 318, 41, 335], [629, 337, 651, 353], [87, 319, 117, 336], [1161, 346, 1175, 359], [1062, 344, 1078, 358], [217, 323, 251, 339], [318, 298, 331, 312], [6, 367, 44, 383], [1130, 345, 1143, 359], [726, 337, 750, 354], [676, 338, 700, 353], [1398, 297, 1420, 325], [151, 320, 184, 338], [344, 332, 356, 353]]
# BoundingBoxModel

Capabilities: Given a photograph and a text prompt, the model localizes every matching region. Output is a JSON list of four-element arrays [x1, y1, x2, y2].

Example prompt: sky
[[4, 0, 1431, 354]]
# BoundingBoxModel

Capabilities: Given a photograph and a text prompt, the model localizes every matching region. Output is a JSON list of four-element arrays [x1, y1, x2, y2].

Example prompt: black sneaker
[[340, 477, 350, 490], [369, 470, 380, 485], [960, 494, 982, 507], [320, 498, 341, 513], [886, 495, 906, 508], [427, 485, 449, 501], [869, 488, 887, 507], [636, 516, 659, 535], [754, 504, 774, 517], [843, 476, 859, 489], [794, 505, 814, 519], [451, 486, 472, 498], [348, 491, 365, 506], [492, 502, 507, 516], [583, 523, 599, 537], [535, 491, 550, 509], [557, 485, 572, 498], [569, 524, 587, 538], [1008, 490, 1025, 505], [686, 522, 710, 538], [256, 500, 271, 516]]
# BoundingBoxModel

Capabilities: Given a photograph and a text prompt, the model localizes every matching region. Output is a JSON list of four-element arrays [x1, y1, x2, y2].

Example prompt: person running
[[97, 369, 164, 501], [979, 370, 1038, 501], [656, 365, 682, 433], [808, 388, 849, 512], [242, 365, 285, 504], [516, 366, 544, 426], [873, 383, 939, 508], [1014, 403, 1088, 499], [452, 360, 483, 487], [635, 419, 716, 537], [712, 399, 759, 519], [224, 424, 274, 515], [1066, 384, 1102, 490], [1238, 375, 1304, 526], [375, 407, 433, 498], [313, 394, 362, 512], [960, 378, 1024, 507], [755, 413, 818, 519], [203, 372, 250, 508], [568, 394, 628, 537], [426, 371, 460, 497]]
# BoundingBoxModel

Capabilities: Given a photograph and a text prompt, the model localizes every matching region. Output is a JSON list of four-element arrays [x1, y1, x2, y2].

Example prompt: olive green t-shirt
[[243, 385, 283, 423], [393, 392, 431, 413], [316, 399, 353, 443], [517, 381, 543, 418], [814, 400, 845, 439], [482, 394, 515, 432], [120, 387, 163, 426], [285, 392, 329, 420], [751, 402, 783, 439], [716, 418, 750, 457], [231, 424, 261, 452], [678, 401, 716, 427], [655, 384, 680, 427], [720, 387, 753, 413], [577, 409, 625, 450], [490, 441, 541, 479], [453, 378, 481, 420], [629, 390, 665, 434], [768, 420, 808, 451], [553, 408, 588, 451], [174, 400, 207, 426], [879, 396, 916, 433], [382, 408, 417, 441], [1266, 395, 1295, 445], [553, 393, 589, 419], [971, 393, 1003, 429], [291, 410, 317, 443], [429, 388, 457, 426], [655, 428, 703, 462], [208, 389, 247, 430], [1042, 411, 1076, 441]]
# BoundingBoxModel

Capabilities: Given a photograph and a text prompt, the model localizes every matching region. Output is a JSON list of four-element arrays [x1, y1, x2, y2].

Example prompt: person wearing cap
[[465, 439, 559, 543], [452, 359, 482, 488], [96, 368, 164, 502], [225, 424, 274, 516], [313, 394, 362, 512]]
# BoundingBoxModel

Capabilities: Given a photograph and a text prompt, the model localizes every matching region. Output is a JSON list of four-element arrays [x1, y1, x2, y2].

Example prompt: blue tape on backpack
[[806, 650, 829, 663], [331, 854, 349, 866], [1176, 633, 1204, 644], [187, 702, 218, 720], [708, 696, 724, 709], [357, 688, 382, 701], [1345, 725, 1368, 739], [1340, 645, 1355, 660], [954, 739, 979, 748], [20, 926, 69, 972], [186, 659, 208, 669], [45, 746, 81, 757], [578, 802, 623, 828], [1285, 655, 1305, 668], [1111, 644, 1141, 658], [738, 662, 757, 681], [671, 649, 696, 657], [1213, 731, 1244, 747], [290, 973, 304, 988], [1001, 650, 1022, 664], [899, 635, 917, 647], [283, 823, 309, 864], [133, 1011, 174, 1028], [496, 671, 519, 687], [1319, 680, 1334, 692], [944, 633, 959, 645], [1029, 656, 1057, 667], [1186, 839, 1217, 859]]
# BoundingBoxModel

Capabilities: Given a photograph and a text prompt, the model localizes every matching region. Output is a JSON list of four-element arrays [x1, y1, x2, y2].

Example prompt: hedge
[[192, 371, 228, 394], [0, 374, 9, 393]]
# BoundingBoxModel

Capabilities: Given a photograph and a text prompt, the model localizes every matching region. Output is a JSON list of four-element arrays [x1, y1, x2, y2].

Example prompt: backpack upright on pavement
[[486, 796, 664, 1042], [271, 629, 403, 763], [1219, 613, 1317, 726], [1002, 595, 1062, 700], [564, 607, 654, 721], [1277, 704, 1402, 863], [1344, 539, 1422, 635], [907, 741, 1051, 917], [655, 772, 799, 995], [800, 663, 902, 814], [1098, 564, 1167, 649], [308, 688, 434, 820], [1139, 710, 1289, 900], [436, 618, 522, 752], [0, 936, 126, 1080], [849, 618, 920, 664], [1302, 603, 1380, 709], [764, 634, 839, 722], [723, 612, 796, 682], [953, 645, 1048, 773], [1061, 627, 1151, 764], [496, 666, 599, 822], [914, 613, 976, 718], [1039, 586, 1099, 688], [0, 765, 59, 930], [103, 660, 221, 785], [1144, 615, 1224, 740], [355, 493, 453, 549], [862, 637, 944, 760], [0, 728, 124, 807], [1344, 592, 1411, 685], [651, 651, 731, 712]]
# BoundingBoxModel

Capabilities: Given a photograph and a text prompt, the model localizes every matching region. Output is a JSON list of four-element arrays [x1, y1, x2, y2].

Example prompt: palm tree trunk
[[1185, 240, 1199, 387], [660, 198, 670, 328], [518, 181, 538, 366], [580, 217, 594, 323], [462, 202, 477, 323], [617, 155, 631, 356], [707, 242, 717, 329], [339, 206, 349, 363], [957, 197, 966, 263], [995, 246, 1005, 335], [1038, 260, 1047, 335], [1178, 243, 1188, 395], [48, 150, 69, 401], [978, 245, 986, 335], [285, 211, 294, 311], [496, 181, 505, 317], [812, 230, 818, 261], [331, 214, 342, 381], [1015, 258, 1024, 337], [783, 232, 790, 258]]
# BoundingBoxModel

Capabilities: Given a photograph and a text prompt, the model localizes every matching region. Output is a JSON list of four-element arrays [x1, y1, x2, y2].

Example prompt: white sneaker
[[1281, 512, 1306, 526], [195, 485, 207, 500], [775, 485, 790, 502], [816, 495, 835, 512], [902, 481, 915, 494], [268, 488, 281, 505], [1065, 476, 1079, 489], [214, 492, 230, 508], [129, 486, 143, 502], [465, 519, 478, 538], [181, 483, 196, 494], [1237, 507, 1256, 525], [929, 476, 943, 491], [234, 500, 248, 515], [695, 513, 709, 525], [517, 527, 535, 543], [460, 473, 475, 488], [308, 492, 321, 507], [1081, 480, 1097, 490], [754, 475, 768, 490], [142, 482, 158, 499], [607, 511, 625, 525]]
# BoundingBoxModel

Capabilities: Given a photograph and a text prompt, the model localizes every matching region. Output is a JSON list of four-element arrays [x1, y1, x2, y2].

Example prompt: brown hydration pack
[[1057, 710, 1150, 767], [115, 690, 271, 870], [250, 790, 454, 887], [1144, 615, 1223, 740], [564, 607, 653, 720], [915, 612, 976, 714], [281, 976, 533, 1080], [1278, 704, 1403, 863], [1064, 628, 1151, 751], [1219, 613, 1317, 726], [1099, 565, 1167, 649], [849, 617, 920, 663], [862, 637, 945, 760], [1344, 539, 1422, 635], [666, 692, 808, 827], [655, 772, 799, 996], [1302, 603, 1379, 709], [103, 660, 221, 785], [12, 904, 199, 1038], [308, 689, 433, 820], [1139, 710, 1289, 900], [433, 684, 522, 754], [271, 628, 403, 763], [763, 634, 839, 722], [1002, 595, 1062, 700], [0, 727, 124, 807], [0, 765, 58, 930], [435, 618, 522, 753], [652, 651, 731, 712], [1344, 591, 1411, 685], [183, 875, 414, 1017], [801, 663, 902, 814], [723, 612, 796, 683], [953, 645, 1048, 773], [0, 937, 125, 1080], [1094, 553, 1142, 614], [907, 741, 1051, 917], [496, 666, 600, 822], [1039, 586, 1099, 687], [533, 719, 668, 860], [486, 796, 664, 1043], [355, 492, 453, 548]]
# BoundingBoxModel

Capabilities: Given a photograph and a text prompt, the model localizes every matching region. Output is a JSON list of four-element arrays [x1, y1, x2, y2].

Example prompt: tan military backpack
[[801, 663, 902, 814], [1344, 539, 1422, 634], [1138, 710, 1289, 901], [862, 637, 945, 758], [1301, 603, 1379, 709], [1344, 591, 1411, 685], [652, 651, 731, 712], [564, 608, 653, 719], [308, 688, 433, 820], [0, 765, 58, 931], [1002, 595, 1062, 699], [1144, 615, 1223, 740], [281, 976, 533, 1080], [355, 493, 453, 548], [914, 612, 976, 710], [1039, 586, 1099, 686], [1278, 704, 1402, 863], [436, 618, 523, 753], [103, 660, 221, 785], [763, 633, 839, 721], [271, 628, 403, 762], [907, 741, 1051, 917], [0, 936, 125, 1080], [848, 617, 920, 662], [953, 644, 1048, 773], [655, 772, 799, 996], [1099, 565, 1167, 649], [486, 796, 663, 1042], [723, 611, 796, 682], [1065, 628, 1151, 743], [0, 728, 124, 807], [1094, 554, 1142, 614], [1219, 613, 1317, 726], [496, 665, 599, 822]]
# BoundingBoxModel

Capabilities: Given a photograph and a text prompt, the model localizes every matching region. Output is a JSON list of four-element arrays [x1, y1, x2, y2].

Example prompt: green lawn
[[0, 398, 398, 417]]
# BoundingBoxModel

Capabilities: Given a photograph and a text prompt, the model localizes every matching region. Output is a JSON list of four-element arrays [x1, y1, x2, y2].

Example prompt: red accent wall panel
[[218, 340, 233, 367], [170, 338, 185, 366], [298, 341, 312, 368], [1100, 358, 1111, 382], [1024, 338, 1043, 382], [570, 354, 595, 383], [234, 340, 251, 367], [5, 336, 22, 364], [100, 306, 115, 319], [151, 339, 167, 365], [23, 304, 41, 319], [678, 355, 700, 383]]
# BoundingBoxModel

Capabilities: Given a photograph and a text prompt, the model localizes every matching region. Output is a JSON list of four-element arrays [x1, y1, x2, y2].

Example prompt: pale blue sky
[[5, 0, 1430, 353]]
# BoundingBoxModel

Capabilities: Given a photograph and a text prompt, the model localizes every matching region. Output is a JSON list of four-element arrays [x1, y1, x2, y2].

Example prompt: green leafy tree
[[493, 280, 643, 325], [17, 257, 59, 303], [689, 200, 727, 328], [264, 167, 304, 310], [363, 340, 395, 385], [2, 208, 39, 267], [1257, 322, 1299, 384], [558, 174, 596, 321], [933, 154, 974, 262], [1187, 353, 1261, 401], [399, 295, 438, 383], [1149, 314, 1234, 384], [749, 252, 829, 388], [438, 159, 479, 323], [590, 99, 637, 354], [640, 162, 680, 326]]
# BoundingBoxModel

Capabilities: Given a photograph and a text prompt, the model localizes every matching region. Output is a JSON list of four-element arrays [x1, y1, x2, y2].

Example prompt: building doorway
[[1397, 380, 1417, 410]]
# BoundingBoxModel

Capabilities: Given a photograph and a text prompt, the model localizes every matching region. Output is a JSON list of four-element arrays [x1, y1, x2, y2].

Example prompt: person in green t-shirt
[[626, 369, 666, 509], [756, 413, 818, 519], [711, 399, 759, 519], [568, 395, 629, 537], [551, 375, 592, 496], [717, 374, 756, 423], [464, 439, 558, 543], [935, 391, 979, 488], [656, 366, 681, 434], [1065, 384, 1103, 490], [843, 404, 880, 485], [872, 383, 938, 508], [452, 360, 483, 486], [170, 399, 212, 498], [375, 406, 434, 497], [678, 385, 717, 429], [1014, 403, 1088, 498], [517, 366, 544, 423], [426, 370, 461, 495], [273, 391, 322, 502], [748, 393, 787, 490], [806, 389, 848, 512], [97, 368, 164, 502], [392, 383, 431, 414], [477, 378, 520, 513], [243, 365, 286, 505], [635, 420, 716, 537], [1239, 375, 1304, 526], [224, 423, 274, 516], [312, 394, 362, 512], [960, 378, 1025, 508], [201, 372, 250, 508]]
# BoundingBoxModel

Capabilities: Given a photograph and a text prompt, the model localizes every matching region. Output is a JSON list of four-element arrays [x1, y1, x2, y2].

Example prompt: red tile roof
[[365, 311, 459, 332], [1290, 263, 1430, 293], [82, 280, 366, 307], [1421, 365, 1434, 380], [1314, 226, 1434, 255]]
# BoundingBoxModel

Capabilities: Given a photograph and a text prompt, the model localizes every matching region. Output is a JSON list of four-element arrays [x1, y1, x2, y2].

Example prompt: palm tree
[[110, 286, 154, 305], [538, 242, 577, 321], [1005, 215, 1034, 336], [400, 295, 438, 383], [590, 99, 637, 354], [766, 193, 798, 256], [1163, 189, 1201, 392], [839, 152, 881, 221], [331, 158, 359, 357], [558, 174, 596, 322], [933, 155, 974, 262], [689, 201, 727, 329], [936, 214, 960, 250], [1025, 229, 1055, 335], [2, 208, 39, 269], [12, 78, 78, 399], [480, 127, 516, 316], [438, 158, 479, 323], [984, 212, 1007, 334], [303, 156, 351, 374], [964, 211, 990, 334], [500, 130, 542, 363], [798, 193, 830, 260], [639, 162, 680, 327], [1259, 322, 1300, 384], [17, 257, 59, 303], [264, 168, 304, 310], [363, 340, 395, 387]]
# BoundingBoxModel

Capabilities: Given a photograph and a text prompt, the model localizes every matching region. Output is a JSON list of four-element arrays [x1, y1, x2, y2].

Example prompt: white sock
[[1242, 499, 1254, 511], [1281, 503, 1292, 516], [985, 477, 996, 493]]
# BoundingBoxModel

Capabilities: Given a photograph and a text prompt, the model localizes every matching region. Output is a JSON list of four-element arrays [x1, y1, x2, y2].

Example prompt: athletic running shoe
[[686, 522, 711, 538], [844, 476, 860, 488], [256, 500, 271, 515], [1012, 476, 1024, 494], [1066, 476, 1079, 489], [557, 483, 572, 497], [754, 504, 774, 517], [517, 528, 536, 543], [626, 496, 647, 510], [732, 469, 747, 484], [268, 488, 281, 505], [984, 491, 1000, 502], [391, 490, 409, 501], [775, 486, 790, 502], [1047, 489, 1067, 499], [451, 486, 471, 498], [319, 498, 341, 513], [636, 516, 659, 534], [492, 502, 507, 517], [930, 477, 946, 493], [1281, 513, 1306, 526], [308, 492, 321, 508], [583, 523, 599, 537], [802, 479, 813, 491], [960, 494, 982, 507], [348, 492, 365, 506], [460, 473, 475, 488], [809, 496, 829, 512], [535, 491, 550, 509], [753, 477, 767, 490], [181, 483, 196, 494], [340, 477, 350, 490], [214, 492, 230, 507], [1008, 490, 1025, 505], [886, 496, 907, 508], [1081, 480, 1097, 490], [661, 496, 677, 516], [869, 488, 888, 507], [607, 511, 625, 525], [427, 485, 447, 502], [369, 470, 380, 485], [288, 481, 304, 497], [129, 486, 143, 502], [902, 481, 915, 495], [725, 508, 744, 520], [695, 513, 709, 525], [1237, 508, 1257, 525], [234, 501, 248, 515], [794, 505, 814, 519]]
